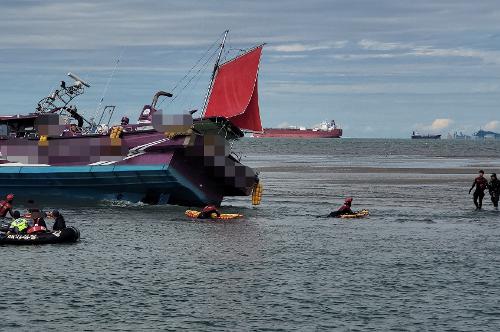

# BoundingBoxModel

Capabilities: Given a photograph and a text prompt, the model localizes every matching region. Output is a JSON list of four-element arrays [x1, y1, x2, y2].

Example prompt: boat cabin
[[0, 115, 39, 139]]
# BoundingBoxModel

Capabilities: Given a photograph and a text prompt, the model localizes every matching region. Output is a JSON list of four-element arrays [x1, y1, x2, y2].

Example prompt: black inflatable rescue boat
[[0, 226, 80, 245]]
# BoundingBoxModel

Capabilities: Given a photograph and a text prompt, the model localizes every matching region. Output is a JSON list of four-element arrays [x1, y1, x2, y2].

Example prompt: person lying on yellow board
[[198, 205, 221, 219], [185, 205, 243, 220], [328, 197, 354, 217], [327, 197, 369, 218]]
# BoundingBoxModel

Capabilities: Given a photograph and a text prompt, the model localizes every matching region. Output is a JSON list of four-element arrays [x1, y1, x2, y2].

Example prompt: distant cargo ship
[[411, 131, 441, 139], [253, 120, 342, 138]]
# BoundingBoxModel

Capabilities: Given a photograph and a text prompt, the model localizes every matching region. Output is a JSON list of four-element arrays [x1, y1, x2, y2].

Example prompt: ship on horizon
[[411, 131, 441, 139], [253, 120, 342, 138]]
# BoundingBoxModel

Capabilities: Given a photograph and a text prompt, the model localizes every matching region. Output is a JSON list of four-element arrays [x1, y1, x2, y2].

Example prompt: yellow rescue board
[[185, 210, 243, 220], [339, 209, 369, 219]]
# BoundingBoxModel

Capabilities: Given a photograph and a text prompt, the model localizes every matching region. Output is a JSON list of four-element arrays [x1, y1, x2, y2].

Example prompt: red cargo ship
[[253, 120, 342, 138]]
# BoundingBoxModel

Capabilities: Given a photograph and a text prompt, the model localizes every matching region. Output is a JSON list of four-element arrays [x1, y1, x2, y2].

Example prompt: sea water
[[1, 138, 500, 331]]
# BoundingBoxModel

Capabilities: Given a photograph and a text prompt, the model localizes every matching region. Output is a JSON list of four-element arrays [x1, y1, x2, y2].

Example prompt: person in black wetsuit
[[328, 197, 354, 217], [51, 210, 66, 230], [469, 170, 489, 210], [489, 173, 500, 209], [198, 205, 221, 219]]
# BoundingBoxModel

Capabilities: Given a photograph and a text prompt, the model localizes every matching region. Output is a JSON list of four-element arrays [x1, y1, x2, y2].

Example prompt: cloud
[[268, 41, 347, 53], [332, 53, 399, 60], [416, 118, 454, 132], [358, 39, 414, 51], [267, 81, 500, 95], [354, 39, 500, 65], [0, 1, 248, 49], [268, 54, 308, 60], [332, 47, 500, 66], [358, 39, 488, 60], [484, 120, 500, 131], [410, 47, 500, 64], [430, 118, 453, 130], [277, 122, 291, 128]]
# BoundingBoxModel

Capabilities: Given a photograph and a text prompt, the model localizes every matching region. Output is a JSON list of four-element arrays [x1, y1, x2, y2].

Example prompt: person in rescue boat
[[33, 216, 47, 229], [8, 211, 31, 234], [328, 197, 354, 217], [24, 199, 48, 228], [0, 193, 15, 218], [51, 210, 66, 231], [26, 199, 43, 218], [469, 170, 489, 210], [27, 216, 48, 234], [198, 205, 221, 219]]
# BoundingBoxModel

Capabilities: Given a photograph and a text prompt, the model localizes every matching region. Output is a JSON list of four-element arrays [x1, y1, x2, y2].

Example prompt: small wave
[[99, 199, 148, 208]]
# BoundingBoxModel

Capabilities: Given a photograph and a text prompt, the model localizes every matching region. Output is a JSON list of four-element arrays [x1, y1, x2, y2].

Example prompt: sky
[[1, 0, 500, 137]]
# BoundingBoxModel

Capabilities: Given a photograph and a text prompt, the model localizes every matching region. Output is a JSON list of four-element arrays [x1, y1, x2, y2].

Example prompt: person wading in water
[[469, 170, 489, 210], [489, 173, 500, 209]]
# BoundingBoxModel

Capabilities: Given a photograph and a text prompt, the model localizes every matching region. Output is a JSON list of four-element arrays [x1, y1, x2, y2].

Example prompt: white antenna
[[67, 72, 90, 87]]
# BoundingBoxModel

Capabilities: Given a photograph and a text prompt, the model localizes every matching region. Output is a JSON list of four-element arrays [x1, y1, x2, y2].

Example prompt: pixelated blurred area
[[152, 111, 193, 134], [0, 123, 8, 137], [0, 144, 38, 164], [185, 134, 229, 158], [35, 114, 65, 136], [2, 136, 127, 164], [184, 134, 256, 194]]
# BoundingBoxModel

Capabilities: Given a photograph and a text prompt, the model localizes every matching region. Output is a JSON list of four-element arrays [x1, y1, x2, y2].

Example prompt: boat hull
[[0, 163, 220, 206], [0, 227, 80, 245], [411, 135, 441, 139], [0, 121, 256, 206]]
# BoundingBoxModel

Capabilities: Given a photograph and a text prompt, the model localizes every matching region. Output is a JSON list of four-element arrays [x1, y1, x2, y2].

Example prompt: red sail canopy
[[204, 46, 263, 132]]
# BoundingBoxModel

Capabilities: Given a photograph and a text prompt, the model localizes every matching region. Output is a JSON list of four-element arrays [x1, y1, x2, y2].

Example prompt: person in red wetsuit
[[0, 193, 15, 218], [469, 170, 489, 210], [198, 205, 221, 219], [328, 197, 354, 217], [27, 216, 48, 234]]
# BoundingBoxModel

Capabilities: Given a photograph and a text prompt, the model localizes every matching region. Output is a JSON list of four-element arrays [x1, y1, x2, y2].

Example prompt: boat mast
[[201, 30, 229, 118]]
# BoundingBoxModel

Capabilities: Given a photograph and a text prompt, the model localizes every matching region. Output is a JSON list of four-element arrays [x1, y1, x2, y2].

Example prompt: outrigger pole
[[92, 48, 124, 131], [201, 30, 229, 118]]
